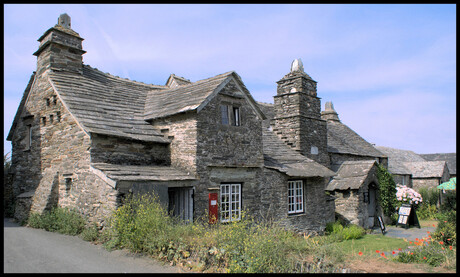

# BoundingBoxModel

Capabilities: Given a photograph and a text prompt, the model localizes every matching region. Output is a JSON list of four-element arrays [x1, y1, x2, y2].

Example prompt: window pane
[[221, 105, 229, 125]]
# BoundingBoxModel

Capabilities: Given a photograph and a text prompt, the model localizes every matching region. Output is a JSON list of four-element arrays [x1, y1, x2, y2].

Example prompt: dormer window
[[46, 98, 50, 106]]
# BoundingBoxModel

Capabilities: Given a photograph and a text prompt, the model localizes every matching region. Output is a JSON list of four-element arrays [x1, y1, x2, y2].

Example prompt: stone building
[[375, 146, 450, 190], [8, 14, 343, 234]]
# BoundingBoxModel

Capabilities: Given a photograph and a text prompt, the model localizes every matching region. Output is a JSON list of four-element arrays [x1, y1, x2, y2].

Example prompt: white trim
[[288, 180, 304, 214], [220, 183, 241, 222]]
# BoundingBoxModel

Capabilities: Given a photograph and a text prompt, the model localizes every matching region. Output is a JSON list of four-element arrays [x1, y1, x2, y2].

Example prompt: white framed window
[[288, 180, 304, 214], [220, 183, 241, 222], [232, 107, 240, 126]]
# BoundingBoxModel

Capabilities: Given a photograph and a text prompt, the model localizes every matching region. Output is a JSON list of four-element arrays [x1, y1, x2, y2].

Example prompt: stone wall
[[151, 112, 198, 174], [260, 168, 333, 235], [412, 178, 441, 191], [10, 71, 118, 225], [90, 134, 170, 166], [193, 80, 264, 220]]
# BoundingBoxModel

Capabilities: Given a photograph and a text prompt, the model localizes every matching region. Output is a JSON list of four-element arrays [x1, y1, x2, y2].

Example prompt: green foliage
[[325, 221, 365, 242], [432, 210, 456, 246], [440, 191, 456, 212], [3, 152, 15, 217], [80, 223, 100, 242], [396, 242, 456, 268], [27, 207, 86, 235], [102, 193, 349, 273], [417, 204, 439, 220], [376, 164, 397, 218]]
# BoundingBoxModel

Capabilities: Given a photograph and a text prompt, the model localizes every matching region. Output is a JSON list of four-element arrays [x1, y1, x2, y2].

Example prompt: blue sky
[[4, 4, 456, 156]]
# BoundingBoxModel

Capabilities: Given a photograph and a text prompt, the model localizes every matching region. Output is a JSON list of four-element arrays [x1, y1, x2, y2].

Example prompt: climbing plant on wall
[[376, 164, 398, 219]]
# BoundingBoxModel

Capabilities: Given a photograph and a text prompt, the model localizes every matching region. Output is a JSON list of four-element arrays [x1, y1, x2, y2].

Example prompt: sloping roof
[[48, 65, 169, 143], [6, 72, 36, 141], [144, 71, 265, 121], [91, 163, 195, 181], [262, 127, 335, 178], [420, 153, 456, 175], [326, 160, 378, 191], [144, 71, 233, 120], [375, 146, 426, 175], [402, 161, 447, 178], [256, 102, 385, 159], [327, 120, 385, 158]]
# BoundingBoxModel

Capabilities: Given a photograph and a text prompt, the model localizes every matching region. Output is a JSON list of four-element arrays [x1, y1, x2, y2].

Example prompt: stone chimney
[[321, 101, 340, 122], [272, 59, 330, 167], [33, 13, 86, 75]]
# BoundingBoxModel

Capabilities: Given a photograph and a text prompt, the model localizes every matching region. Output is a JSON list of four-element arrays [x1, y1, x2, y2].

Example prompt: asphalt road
[[3, 218, 184, 273]]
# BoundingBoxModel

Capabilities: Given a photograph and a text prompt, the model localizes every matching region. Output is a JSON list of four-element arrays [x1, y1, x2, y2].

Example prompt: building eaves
[[48, 65, 169, 143]]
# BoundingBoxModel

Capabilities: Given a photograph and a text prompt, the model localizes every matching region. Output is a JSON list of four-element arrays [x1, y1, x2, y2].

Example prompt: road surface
[[3, 218, 184, 273]]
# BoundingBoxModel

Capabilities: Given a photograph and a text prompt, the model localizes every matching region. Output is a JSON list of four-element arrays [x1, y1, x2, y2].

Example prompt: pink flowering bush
[[396, 184, 423, 208]]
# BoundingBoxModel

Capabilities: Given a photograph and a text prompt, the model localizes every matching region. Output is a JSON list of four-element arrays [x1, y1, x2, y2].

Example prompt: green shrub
[[376, 164, 398, 218], [417, 204, 439, 220], [80, 223, 100, 242], [432, 210, 456, 246], [27, 207, 86, 235], [397, 242, 456, 268], [325, 221, 365, 241]]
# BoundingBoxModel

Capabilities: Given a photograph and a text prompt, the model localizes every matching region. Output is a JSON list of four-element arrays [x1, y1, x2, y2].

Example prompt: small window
[[221, 104, 241, 126], [232, 107, 240, 126], [52, 95, 57, 105], [220, 183, 241, 222], [49, 114, 54, 124], [41, 117, 46, 126], [221, 105, 229, 125], [56, 111, 61, 122], [25, 124, 32, 150], [288, 180, 304, 214], [65, 178, 72, 195], [46, 98, 50, 106]]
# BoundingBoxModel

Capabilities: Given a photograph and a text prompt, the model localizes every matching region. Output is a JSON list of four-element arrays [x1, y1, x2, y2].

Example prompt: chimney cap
[[58, 13, 71, 29], [290, 58, 304, 73]]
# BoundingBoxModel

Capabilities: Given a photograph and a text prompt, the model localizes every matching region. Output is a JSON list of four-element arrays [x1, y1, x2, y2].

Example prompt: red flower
[[398, 248, 402, 251], [409, 241, 412, 244], [392, 251, 396, 255], [449, 246, 453, 250], [433, 224, 436, 227], [410, 252, 414, 255], [427, 231, 430, 234], [375, 250, 380, 253], [358, 251, 363, 256], [423, 257, 427, 260], [439, 241, 444, 245]]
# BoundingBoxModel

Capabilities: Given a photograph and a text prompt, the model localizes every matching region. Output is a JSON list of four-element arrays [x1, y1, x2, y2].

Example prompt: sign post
[[396, 204, 420, 229]]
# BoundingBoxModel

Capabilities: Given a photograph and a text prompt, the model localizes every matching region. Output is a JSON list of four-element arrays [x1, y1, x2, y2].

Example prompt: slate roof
[[326, 160, 378, 191], [91, 163, 195, 181], [48, 65, 169, 143], [144, 71, 265, 121], [256, 102, 385, 159], [262, 127, 335, 178], [402, 161, 448, 178], [326, 120, 385, 158], [144, 71, 233, 120], [375, 146, 426, 175], [420, 153, 456, 175]]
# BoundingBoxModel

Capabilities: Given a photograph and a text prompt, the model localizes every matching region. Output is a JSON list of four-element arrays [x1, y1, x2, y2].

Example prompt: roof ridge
[[83, 64, 165, 89]]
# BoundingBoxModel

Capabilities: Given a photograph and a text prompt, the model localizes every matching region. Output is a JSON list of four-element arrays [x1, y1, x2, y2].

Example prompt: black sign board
[[396, 204, 420, 229]]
